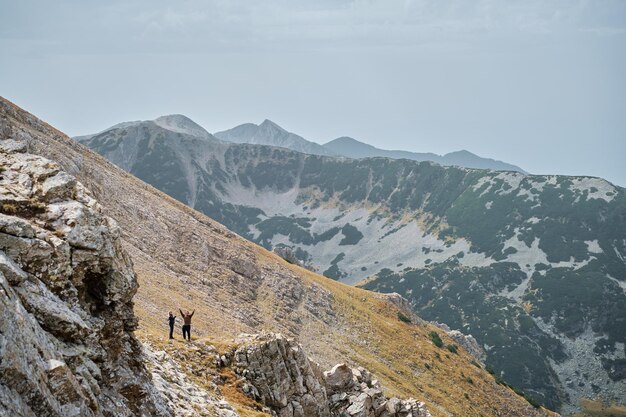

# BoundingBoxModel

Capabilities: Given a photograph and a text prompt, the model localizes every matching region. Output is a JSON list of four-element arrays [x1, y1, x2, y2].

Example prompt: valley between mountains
[[75, 113, 626, 415], [0, 97, 561, 417]]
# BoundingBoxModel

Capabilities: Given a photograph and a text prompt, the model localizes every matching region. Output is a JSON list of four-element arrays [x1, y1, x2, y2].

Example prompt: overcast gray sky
[[1, 0, 625, 185]]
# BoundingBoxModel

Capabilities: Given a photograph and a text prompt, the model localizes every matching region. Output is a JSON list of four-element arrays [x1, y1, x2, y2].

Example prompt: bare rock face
[[232, 333, 431, 417], [143, 343, 238, 417], [0, 142, 170, 416], [324, 364, 431, 417], [234, 333, 330, 417], [434, 322, 487, 364]]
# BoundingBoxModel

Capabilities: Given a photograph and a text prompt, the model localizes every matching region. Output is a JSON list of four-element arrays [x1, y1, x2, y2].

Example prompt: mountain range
[[0, 98, 563, 416], [213, 119, 526, 172], [324, 136, 526, 172], [74, 113, 626, 415]]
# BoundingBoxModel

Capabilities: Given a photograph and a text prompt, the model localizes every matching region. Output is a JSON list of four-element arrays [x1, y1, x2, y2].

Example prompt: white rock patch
[[143, 343, 238, 417], [585, 240, 603, 254], [569, 177, 616, 202]]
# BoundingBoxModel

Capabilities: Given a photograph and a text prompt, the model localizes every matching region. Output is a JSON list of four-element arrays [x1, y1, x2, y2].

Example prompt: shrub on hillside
[[429, 331, 443, 348]]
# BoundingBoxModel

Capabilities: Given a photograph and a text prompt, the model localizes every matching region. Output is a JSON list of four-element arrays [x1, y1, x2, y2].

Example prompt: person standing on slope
[[179, 309, 195, 341], [167, 311, 176, 339]]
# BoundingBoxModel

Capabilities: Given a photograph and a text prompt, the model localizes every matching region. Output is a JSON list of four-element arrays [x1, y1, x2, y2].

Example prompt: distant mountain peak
[[153, 114, 211, 138], [75, 114, 215, 144], [446, 149, 473, 156], [258, 119, 287, 133], [329, 136, 362, 144], [215, 120, 336, 156], [154, 113, 196, 125], [260, 118, 280, 127]]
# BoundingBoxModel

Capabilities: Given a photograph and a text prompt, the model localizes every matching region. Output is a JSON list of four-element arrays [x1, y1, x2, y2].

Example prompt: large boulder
[[324, 364, 355, 393]]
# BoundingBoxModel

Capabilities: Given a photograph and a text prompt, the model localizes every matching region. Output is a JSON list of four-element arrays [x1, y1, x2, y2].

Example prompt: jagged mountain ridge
[[143, 331, 435, 417], [1, 97, 556, 416], [76, 115, 626, 414], [324, 136, 526, 172], [215, 119, 525, 171], [81, 114, 526, 173]]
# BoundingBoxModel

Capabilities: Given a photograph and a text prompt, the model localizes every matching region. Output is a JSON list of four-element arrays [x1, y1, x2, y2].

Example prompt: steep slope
[[324, 136, 526, 172], [0, 138, 170, 416], [0, 96, 556, 417], [78, 119, 626, 414], [214, 119, 337, 156]]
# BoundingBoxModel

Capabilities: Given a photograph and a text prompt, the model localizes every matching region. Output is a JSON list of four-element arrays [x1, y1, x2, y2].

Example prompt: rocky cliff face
[[0, 135, 170, 415], [433, 322, 486, 364], [142, 342, 239, 417]]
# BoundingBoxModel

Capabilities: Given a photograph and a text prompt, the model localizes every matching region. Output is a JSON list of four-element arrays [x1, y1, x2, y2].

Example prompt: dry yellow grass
[[279, 259, 556, 416], [572, 399, 626, 417], [133, 238, 556, 417]]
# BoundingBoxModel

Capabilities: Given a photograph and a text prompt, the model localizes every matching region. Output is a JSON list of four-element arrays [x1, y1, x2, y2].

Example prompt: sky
[[1, 0, 625, 185]]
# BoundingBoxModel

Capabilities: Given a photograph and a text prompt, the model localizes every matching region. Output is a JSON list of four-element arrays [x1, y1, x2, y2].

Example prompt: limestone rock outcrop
[[232, 333, 431, 417], [434, 322, 486, 364], [233, 333, 329, 417], [143, 343, 238, 417], [0, 141, 170, 416]]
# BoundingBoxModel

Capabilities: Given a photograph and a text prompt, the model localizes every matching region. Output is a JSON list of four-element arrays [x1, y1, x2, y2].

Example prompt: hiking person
[[167, 311, 176, 339], [179, 309, 195, 341]]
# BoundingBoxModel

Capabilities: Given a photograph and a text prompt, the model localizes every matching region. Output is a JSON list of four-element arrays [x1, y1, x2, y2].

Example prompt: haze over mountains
[[324, 137, 526, 172], [76, 112, 626, 415], [74, 114, 213, 143], [214, 119, 526, 172], [215, 119, 336, 157], [81, 114, 526, 173]]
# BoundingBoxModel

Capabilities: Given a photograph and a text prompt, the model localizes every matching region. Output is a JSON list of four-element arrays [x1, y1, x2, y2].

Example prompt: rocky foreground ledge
[[145, 332, 432, 417], [231, 333, 432, 417]]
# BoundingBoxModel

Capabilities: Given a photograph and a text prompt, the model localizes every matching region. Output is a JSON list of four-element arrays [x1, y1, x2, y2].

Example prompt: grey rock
[[0, 250, 27, 283], [433, 322, 486, 364], [41, 171, 76, 202], [0, 144, 171, 416], [325, 364, 355, 393], [234, 333, 329, 415], [143, 343, 241, 417], [0, 138, 28, 153], [231, 333, 431, 417]]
